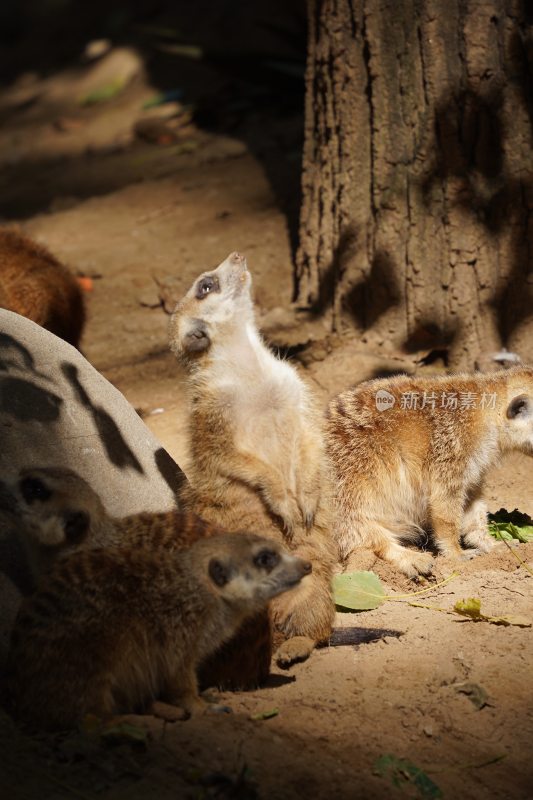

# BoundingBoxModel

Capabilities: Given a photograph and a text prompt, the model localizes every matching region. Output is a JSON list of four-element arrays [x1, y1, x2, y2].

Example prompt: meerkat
[[4, 533, 311, 730], [168, 252, 337, 666], [9, 465, 272, 691], [326, 367, 533, 578], [0, 229, 85, 347]]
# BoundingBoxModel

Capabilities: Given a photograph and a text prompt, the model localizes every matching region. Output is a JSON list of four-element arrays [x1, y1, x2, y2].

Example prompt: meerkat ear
[[63, 510, 90, 544], [506, 394, 531, 419], [208, 558, 231, 587], [183, 319, 211, 353], [19, 476, 52, 504]]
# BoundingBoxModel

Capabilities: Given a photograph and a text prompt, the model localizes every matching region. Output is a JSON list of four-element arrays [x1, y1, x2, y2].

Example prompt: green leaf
[[488, 508, 533, 542], [80, 79, 127, 106], [333, 571, 386, 611], [374, 754, 443, 799], [250, 708, 279, 721]]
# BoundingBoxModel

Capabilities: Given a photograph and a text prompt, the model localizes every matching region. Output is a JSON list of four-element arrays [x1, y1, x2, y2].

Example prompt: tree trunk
[[296, 0, 533, 367]]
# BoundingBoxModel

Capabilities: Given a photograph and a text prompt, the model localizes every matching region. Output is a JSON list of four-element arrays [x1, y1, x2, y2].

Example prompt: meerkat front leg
[[159, 667, 207, 719], [430, 495, 467, 560], [294, 433, 323, 530], [219, 452, 301, 534], [461, 497, 494, 554]]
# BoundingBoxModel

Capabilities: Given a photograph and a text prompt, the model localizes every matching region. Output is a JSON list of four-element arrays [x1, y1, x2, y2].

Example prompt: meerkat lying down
[[168, 252, 337, 666], [326, 368, 533, 577], [4, 531, 310, 730], [6, 466, 274, 691], [0, 229, 85, 347]]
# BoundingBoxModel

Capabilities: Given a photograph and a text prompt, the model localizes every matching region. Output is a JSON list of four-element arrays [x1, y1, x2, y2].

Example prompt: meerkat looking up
[[168, 252, 337, 665], [326, 367, 533, 578], [4, 533, 311, 730]]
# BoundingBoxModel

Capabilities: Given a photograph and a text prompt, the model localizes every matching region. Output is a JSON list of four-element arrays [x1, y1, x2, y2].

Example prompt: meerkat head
[[169, 251, 254, 363], [15, 467, 110, 554], [194, 532, 312, 612], [499, 368, 533, 455]]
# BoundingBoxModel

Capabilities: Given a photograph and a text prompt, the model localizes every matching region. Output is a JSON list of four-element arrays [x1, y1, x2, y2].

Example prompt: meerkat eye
[[19, 476, 52, 504], [196, 276, 219, 299], [254, 549, 280, 571]]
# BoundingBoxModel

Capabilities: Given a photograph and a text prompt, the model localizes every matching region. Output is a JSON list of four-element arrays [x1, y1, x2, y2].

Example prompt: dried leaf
[[454, 598, 531, 627], [454, 598, 482, 619], [453, 682, 489, 710]]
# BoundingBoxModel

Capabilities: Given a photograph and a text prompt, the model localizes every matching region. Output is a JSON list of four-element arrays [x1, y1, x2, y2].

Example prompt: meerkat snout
[[228, 251, 246, 266], [203, 535, 312, 609]]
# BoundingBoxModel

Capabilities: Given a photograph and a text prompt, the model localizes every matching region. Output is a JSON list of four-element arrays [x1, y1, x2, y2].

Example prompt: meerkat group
[[3, 248, 532, 730]]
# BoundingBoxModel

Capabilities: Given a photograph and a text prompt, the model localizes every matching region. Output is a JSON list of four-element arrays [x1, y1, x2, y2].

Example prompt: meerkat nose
[[229, 251, 246, 266]]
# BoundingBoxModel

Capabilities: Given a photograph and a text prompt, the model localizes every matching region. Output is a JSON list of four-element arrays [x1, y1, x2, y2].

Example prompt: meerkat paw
[[275, 635, 315, 668], [398, 551, 434, 579], [462, 528, 495, 554], [296, 490, 319, 530], [264, 491, 301, 536], [149, 700, 190, 722]]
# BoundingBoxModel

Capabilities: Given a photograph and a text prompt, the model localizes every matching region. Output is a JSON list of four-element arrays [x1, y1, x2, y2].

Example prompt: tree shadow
[[419, 81, 533, 351]]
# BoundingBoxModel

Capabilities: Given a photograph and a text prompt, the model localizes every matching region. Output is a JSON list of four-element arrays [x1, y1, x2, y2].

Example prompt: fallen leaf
[[488, 508, 533, 542], [453, 682, 489, 710], [250, 708, 279, 721], [454, 598, 482, 619], [333, 571, 385, 611], [374, 754, 442, 799], [80, 79, 127, 106], [454, 598, 531, 627]]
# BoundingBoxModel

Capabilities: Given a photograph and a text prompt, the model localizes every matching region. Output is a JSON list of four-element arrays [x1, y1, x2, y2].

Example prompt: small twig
[[429, 754, 506, 774], [495, 532, 533, 577], [386, 571, 460, 601]]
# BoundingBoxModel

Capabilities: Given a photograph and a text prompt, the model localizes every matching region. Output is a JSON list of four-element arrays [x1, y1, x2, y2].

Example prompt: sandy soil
[[1, 26, 532, 800]]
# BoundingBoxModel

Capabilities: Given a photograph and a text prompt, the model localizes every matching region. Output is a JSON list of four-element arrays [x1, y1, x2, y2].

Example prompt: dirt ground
[[1, 12, 532, 800]]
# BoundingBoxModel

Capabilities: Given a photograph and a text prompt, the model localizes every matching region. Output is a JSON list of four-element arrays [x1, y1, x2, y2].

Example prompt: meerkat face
[[15, 467, 103, 550], [201, 533, 312, 611], [499, 369, 533, 455], [502, 392, 533, 455], [169, 251, 254, 360]]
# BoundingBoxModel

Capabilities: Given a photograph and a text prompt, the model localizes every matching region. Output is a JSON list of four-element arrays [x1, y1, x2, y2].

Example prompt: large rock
[[0, 308, 185, 662]]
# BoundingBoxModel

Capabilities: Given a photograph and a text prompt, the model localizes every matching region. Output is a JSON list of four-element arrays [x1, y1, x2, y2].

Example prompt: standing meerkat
[[0, 229, 85, 347], [168, 252, 337, 665], [6, 466, 272, 691], [4, 533, 310, 730], [326, 368, 533, 577]]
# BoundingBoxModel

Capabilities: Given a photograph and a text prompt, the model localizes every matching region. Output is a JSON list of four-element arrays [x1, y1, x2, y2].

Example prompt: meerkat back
[[326, 367, 533, 577], [0, 229, 85, 347]]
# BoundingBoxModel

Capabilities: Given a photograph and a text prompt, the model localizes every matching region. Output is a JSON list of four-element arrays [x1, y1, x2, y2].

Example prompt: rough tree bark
[[296, 0, 533, 367]]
